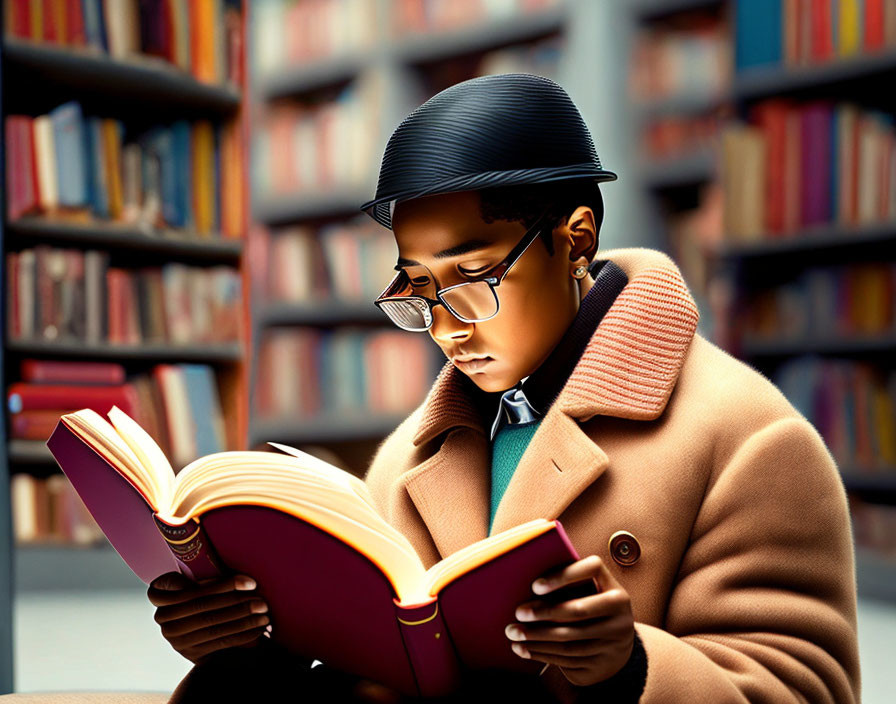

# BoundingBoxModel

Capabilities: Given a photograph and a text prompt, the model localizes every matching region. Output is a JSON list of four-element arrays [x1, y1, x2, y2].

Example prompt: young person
[[149, 73, 862, 703]]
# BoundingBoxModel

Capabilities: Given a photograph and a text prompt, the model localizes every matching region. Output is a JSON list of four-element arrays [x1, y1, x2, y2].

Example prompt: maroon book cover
[[45, 418, 589, 696]]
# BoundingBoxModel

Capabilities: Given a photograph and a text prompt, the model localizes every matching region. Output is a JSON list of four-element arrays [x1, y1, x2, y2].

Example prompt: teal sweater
[[488, 420, 540, 533]]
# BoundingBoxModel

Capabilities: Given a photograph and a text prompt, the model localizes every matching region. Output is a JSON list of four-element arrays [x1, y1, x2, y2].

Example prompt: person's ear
[[565, 206, 597, 268]]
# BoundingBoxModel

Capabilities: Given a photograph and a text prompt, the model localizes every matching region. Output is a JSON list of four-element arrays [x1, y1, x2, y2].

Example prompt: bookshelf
[[626, 0, 896, 603], [245, 0, 572, 474], [0, 1, 251, 692]]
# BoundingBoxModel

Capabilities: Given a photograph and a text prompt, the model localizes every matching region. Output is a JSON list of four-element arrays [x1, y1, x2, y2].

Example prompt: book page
[[107, 406, 175, 505], [61, 409, 161, 508]]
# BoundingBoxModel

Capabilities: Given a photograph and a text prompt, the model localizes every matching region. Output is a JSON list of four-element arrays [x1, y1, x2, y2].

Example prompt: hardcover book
[[46, 406, 588, 696]]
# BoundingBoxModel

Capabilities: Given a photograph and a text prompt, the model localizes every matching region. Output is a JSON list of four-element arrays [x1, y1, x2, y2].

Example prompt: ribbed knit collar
[[412, 247, 701, 447]]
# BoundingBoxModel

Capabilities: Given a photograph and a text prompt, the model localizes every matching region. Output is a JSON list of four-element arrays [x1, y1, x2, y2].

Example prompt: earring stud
[[572, 265, 587, 279]]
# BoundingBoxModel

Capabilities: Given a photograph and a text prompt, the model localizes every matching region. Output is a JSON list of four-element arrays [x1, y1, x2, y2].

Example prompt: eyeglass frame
[[373, 206, 557, 331]]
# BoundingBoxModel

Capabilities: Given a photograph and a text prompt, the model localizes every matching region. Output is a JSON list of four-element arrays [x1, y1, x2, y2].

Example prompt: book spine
[[152, 514, 226, 582], [393, 598, 460, 698]]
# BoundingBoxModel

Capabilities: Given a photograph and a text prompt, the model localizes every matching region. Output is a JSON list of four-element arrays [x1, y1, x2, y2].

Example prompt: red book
[[751, 100, 791, 235], [810, 0, 834, 61], [11, 409, 75, 440], [41, 0, 59, 43], [7, 382, 139, 417], [865, 0, 885, 50], [7, 0, 32, 38], [65, 0, 86, 45], [5, 116, 41, 221], [20, 359, 127, 385], [47, 409, 590, 697]]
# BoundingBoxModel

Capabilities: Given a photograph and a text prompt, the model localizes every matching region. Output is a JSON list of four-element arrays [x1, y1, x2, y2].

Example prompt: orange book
[[189, 0, 217, 83], [101, 119, 124, 220], [191, 121, 215, 235]]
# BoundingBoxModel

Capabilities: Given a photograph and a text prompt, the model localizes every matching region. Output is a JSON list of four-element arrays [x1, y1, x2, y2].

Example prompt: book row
[[736, 0, 896, 71], [10, 472, 103, 547], [253, 74, 382, 198], [6, 246, 242, 346], [251, 218, 396, 305], [255, 327, 433, 418], [6, 102, 244, 238], [252, 0, 375, 73], [775, 357, 896, 471], [392, 0, 561, 36], [7, 360, 228, 469], [722, 100, 896, 241], [742, 261, 896, 340], [629, 12, 730, 104], [849, 496, 896, 557], [5, 0, 243, 87]]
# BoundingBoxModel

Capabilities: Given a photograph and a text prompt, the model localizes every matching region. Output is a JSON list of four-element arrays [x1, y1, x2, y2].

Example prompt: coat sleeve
[[546, 416, 862, 704]]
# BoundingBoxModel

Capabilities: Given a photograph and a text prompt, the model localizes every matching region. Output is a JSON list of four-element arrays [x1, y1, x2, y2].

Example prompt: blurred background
[[0, 0, 894, 699]]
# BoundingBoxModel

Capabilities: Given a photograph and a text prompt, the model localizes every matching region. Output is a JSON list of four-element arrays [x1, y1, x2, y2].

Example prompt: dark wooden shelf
[[734, 47, 896, 102], [636, 90, 731, 121], [640, 148, 717, 189], [250, 412, 407, 447], [719, 222, 896, 260], [5, 339, 244, 363], [14, 540, 142, 592], [392, 4, 568, 65], [256, 52, 372, 99], [842, 471, 896, 498], [8, 440, 53, 466], [631, 0, 726, 21], [2, 38, 241, 114], [256, 301, 386, 327], [6, 217, 243, 262], [739, 334, 896, 359], [252, 188, 372, 225]]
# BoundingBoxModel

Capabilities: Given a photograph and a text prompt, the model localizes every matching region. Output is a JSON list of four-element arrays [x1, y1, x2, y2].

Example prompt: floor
[[10, 590, 896, 700]]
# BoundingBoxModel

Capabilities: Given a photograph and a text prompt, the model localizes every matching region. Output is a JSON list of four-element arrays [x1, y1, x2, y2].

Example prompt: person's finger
[[158, 599, 269, 637], [513, 638, 605, 658], [505, 618, 621, 643], [531, 555, 620, 596], [510, 645, 588, 670], [154, 590, 265, 625], [515, 588, 627, 624], [169, 612, 271, 650], [148, 574, 256, 607], [183, 624, 269, 665]]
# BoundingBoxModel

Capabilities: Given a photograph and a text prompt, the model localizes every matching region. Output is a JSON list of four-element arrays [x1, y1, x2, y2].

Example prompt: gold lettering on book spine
[[158, 520, 204, 563]]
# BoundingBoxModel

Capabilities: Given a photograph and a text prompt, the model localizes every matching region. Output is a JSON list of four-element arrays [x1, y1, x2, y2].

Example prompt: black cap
[[361, 73, 617, 230]]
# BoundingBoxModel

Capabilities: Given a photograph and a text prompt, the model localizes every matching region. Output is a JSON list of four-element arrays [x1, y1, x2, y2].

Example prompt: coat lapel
[[399, 248, 700, 554]]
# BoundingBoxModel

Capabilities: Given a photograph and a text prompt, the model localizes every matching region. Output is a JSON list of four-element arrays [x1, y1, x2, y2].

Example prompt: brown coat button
[[609, 531, 641, 566]]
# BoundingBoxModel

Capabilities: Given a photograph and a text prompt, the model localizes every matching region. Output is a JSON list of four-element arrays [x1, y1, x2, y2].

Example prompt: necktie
[[489, 380, 541, 441]]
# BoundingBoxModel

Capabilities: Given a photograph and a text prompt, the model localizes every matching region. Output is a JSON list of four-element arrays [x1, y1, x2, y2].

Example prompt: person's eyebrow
[[394, 239, 493, 270]]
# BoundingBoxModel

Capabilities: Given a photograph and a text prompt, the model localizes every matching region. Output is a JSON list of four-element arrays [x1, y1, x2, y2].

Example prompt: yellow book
[[839, 0, 862, 56], [101, 119, 124, 220], [191, 121, 215, 236]]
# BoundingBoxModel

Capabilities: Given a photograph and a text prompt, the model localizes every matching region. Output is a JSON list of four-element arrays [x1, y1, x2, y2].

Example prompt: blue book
[[181, 364, 226, 456], [85, 117, 109, 218], [81, 0, 108, 53], [50, 102, 88, 208], [735, 0, 782, 71], [144, 127, 179, 228], [171, 121, 192, 229]]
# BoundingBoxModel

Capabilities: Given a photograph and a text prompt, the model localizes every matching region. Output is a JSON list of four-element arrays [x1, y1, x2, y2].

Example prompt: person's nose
[[429, 304, 473, 345]]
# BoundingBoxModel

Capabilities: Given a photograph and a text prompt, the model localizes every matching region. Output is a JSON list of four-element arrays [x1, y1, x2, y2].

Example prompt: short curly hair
[[477, 180, 605, 257]]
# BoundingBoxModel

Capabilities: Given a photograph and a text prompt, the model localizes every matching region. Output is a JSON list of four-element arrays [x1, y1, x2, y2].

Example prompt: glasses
[[374, 208, 554, 332]]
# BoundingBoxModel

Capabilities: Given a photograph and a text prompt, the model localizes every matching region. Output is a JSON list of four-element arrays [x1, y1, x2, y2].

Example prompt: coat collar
[[398, 248, 700, 556], [412, 247, 701, 447]]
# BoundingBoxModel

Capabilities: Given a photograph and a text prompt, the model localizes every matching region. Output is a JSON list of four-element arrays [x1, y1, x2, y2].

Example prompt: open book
[[46, 406, 587, 697]]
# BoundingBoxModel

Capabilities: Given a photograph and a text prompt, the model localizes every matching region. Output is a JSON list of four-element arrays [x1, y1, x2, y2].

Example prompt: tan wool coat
[[364, 247, 862, 703]]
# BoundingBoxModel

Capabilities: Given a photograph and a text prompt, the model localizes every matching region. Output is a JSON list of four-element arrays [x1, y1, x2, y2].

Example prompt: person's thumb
[[150, 571, 190, 591]]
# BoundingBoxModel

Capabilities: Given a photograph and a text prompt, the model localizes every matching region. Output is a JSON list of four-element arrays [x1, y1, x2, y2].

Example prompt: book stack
[[735, 0, 896, 71], [6, 360, 227, 470], [5, 101, 244, 238], [6, 246, 243, 347], [4, 0, 243, 86], [10, 472, 104, 546], [722, 100, 896, 242], [255, 328, 433, 419], [775, 358, 896, 472], [740, 262, 896, 341]]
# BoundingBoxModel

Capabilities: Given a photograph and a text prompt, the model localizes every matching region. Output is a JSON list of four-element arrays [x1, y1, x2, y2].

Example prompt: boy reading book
[[148, 74, 861, 703]]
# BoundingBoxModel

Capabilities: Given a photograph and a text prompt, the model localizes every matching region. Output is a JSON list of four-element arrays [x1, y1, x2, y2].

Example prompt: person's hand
[[147, 571, 271, 664], [505, 555, 635, 687]]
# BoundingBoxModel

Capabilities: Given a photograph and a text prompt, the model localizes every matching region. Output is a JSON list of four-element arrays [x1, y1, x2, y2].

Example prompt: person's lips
[[451, 354, 494, 373]]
